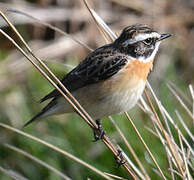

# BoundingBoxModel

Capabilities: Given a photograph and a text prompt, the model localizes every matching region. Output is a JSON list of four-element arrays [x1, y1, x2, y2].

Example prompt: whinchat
[[24, 24, 171, 133]]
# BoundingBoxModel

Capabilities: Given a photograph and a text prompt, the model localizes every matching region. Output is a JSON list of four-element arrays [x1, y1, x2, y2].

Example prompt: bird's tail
[[23, 98, 58, 128], [23, 111, 45, 128]]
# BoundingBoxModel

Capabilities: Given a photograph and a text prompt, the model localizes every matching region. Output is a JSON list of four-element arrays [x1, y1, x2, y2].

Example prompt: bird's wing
[[40, 44, 127, 102]]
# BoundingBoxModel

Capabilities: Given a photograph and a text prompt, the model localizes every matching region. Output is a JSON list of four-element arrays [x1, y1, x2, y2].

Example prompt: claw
[[115, 149, 126, 168], [93, 119, 106, 141]]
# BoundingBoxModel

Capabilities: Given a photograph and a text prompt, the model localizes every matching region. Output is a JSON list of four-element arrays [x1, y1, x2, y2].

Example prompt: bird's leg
[[93, 119, 106, 141], [114, 149, 126, 168]]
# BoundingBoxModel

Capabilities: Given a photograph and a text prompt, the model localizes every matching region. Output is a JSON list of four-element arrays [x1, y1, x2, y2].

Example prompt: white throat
[[138, 42, 161, 62]]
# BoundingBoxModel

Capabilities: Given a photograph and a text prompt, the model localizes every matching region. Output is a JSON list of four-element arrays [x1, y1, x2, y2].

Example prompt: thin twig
[[0, 27, 93, 129], [0, 123, 113, 180], [175, 110, 194, 142], [0, 11, 95, 129], [3, 143, 71, 180], [144, 85, 185, 177], [167, 81, 192, 107], [7, 9, 93, 52], [108, 116, 149, 180], [83, 0, 117, 43], [178, 133, 191, 180], [167, 83, 194, 120], [0, 10, 137, 179], [124, 112, 167, 180], [0, 165, 28, 180], [104, 172, 127, 180], [188, 84, 194, 119], [162, 106, 194, 156]]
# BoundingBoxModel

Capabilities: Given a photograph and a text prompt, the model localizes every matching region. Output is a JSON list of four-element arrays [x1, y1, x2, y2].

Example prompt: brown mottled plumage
[[24, 24, 171, 127]]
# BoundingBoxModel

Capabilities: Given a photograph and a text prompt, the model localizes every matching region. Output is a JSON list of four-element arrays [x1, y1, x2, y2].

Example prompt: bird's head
[[114, 24, 171, 62]]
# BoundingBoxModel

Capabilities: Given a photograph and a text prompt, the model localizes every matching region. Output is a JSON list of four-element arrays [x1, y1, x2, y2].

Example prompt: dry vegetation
[[0, 0, 193, 180]]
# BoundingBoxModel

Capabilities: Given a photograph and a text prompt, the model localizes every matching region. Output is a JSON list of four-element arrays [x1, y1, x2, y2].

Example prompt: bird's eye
[[143, 38, 153, 45]]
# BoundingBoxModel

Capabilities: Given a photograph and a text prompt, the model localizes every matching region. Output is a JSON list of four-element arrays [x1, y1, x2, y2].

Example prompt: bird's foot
[[93, 119, 106, 141], [115, 149, 126, 168]]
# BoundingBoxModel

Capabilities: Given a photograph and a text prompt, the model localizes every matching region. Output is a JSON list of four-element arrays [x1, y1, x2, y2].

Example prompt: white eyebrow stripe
[[123, 32, 160, 46], [135, 32, 160, 41]]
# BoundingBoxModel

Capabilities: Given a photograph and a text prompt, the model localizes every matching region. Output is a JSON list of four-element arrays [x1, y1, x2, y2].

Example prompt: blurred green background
[[0, 0, 193, 179]]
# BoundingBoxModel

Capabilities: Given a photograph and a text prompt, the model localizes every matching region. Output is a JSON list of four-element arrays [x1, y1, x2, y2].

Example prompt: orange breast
[[100, 59, 153, 94], [124, 59, 153, 81]]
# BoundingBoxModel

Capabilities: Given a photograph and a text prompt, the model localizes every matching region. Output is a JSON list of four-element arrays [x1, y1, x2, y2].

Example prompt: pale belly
[[86, 80, 146, 119], [64, 79, 146, 119], [52, 80, 145, 119]]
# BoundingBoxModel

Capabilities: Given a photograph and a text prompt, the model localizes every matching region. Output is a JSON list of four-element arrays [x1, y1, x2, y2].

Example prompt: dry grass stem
[[175, 110, 194, 142], [108, 117, 150, 180], [1, 1, 193, 179], [0, 11, 96, 129], [167, 83, 194, 120], [188, 84, 194, 117], [124, 112, 167, 180], [0, 27, 93, 129], [3, 143, 71, 180], [0, 165, 28, 180], [103, 172, 128, 180], [167, 81, 192, 107], [144, 82, 194, 178], [83, 0, 117, 43], [7, 9, 93, 52], [161, 106, 194, 156], [0, 123, 113, 180], [144, 86, 185, 177], [0, 9, 137, 179], [178, 133, 192, 180]]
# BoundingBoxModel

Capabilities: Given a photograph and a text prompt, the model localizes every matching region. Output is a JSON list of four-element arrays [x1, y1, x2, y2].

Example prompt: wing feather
[[40, 44, 128, 102]]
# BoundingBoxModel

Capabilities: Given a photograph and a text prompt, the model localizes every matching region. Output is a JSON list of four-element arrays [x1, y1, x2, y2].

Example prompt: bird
[[24, 24, 171, 139]]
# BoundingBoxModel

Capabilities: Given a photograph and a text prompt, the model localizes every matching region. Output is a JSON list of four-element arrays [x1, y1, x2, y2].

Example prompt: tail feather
[[23, 98, 58, 128], [40, 90, 58, 103], [23, 111, 45, 128]]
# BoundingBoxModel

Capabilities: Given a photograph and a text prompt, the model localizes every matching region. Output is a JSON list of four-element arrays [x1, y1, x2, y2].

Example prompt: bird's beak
[[158, 33, 172, 41]]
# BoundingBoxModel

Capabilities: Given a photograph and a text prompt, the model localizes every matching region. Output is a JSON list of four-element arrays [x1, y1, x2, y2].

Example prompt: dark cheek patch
[[127, 42, 155, 60], [135, 43, 146, 55], [117, 40, 156, 61], [143, 45, 155, 59]]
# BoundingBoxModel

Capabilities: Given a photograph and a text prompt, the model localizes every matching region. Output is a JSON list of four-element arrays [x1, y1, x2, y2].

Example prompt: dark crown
[[114, 24, 157, 45], [113, 24, 171, 61]]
